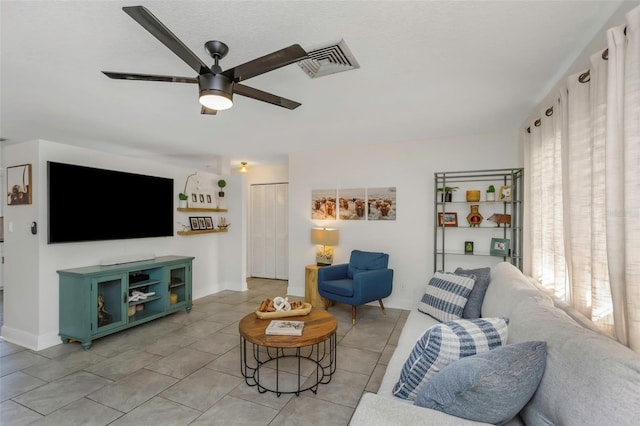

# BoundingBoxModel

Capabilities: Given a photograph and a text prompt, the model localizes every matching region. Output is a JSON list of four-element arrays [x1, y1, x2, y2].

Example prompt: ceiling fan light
[[198, 74, 233, 110], [199, 93, 233, 110]]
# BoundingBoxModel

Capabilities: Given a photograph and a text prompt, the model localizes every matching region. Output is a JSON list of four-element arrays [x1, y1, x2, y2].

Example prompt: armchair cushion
[[347, 250, 389, 279], [320, 278, 354, 297]]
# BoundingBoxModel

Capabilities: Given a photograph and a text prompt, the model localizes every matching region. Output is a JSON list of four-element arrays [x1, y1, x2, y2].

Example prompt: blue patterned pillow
[[392, 318, 508, 401], [418, 272, 476, 321], [414, 341, 547, 425]]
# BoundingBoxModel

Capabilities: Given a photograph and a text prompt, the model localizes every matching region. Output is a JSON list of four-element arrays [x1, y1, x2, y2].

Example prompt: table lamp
[[310, 227, 339, 266]]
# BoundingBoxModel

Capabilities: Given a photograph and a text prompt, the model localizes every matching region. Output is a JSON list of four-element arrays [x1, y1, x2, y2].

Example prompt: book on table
[[265, 320, 304, 336]]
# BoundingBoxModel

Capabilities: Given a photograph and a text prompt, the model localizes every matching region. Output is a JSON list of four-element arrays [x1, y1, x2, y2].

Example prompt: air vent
[[297, 39, 359, 78]]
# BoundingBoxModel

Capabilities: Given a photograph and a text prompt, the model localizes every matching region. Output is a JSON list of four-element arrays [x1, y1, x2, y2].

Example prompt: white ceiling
[[0, 1, 626, 170]]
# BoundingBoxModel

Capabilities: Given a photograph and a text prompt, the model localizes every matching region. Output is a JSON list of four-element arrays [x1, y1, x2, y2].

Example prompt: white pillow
[[418, 272, 476, 321]]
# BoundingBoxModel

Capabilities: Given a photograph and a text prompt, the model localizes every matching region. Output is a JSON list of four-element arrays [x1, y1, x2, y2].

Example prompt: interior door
[[251, 183, 288, 279]]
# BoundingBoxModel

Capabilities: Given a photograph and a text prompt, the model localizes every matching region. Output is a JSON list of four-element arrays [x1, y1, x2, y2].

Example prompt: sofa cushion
[[455, 267, 490, 319], [347, 250, 389, 279], [505, 296, 640, 425], [392, 317, 508, 401], [418, 272, 475, 322], [414, 341, 547, 425]]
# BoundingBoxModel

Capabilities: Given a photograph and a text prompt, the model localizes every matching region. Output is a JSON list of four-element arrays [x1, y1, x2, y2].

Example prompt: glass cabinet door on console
[[167, 264, 192, 312], [92, 274, 127, 333]]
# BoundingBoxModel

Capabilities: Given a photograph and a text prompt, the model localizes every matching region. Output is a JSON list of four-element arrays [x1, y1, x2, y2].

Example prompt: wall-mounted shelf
[[177, 207, 228, 213], [177, 229, 228, 236]]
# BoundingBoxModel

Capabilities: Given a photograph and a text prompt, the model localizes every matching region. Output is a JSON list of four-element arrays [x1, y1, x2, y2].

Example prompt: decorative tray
[[255, 303, 312, 319]]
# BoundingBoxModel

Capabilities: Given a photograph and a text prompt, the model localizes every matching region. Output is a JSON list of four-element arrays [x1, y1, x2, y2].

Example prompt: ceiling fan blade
[[123, 5, 211, 75], [234, 84, 301, 110], [222, 44, 308, 82], [102, 71, 197, 84], [201, 106, 218, 115]]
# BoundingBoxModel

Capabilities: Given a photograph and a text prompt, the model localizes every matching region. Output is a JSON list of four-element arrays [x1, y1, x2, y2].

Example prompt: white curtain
[[525, 5, 640, 351]]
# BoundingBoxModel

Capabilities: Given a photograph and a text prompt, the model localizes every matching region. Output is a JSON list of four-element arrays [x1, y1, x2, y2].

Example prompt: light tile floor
[[0, 279, 408, 425]]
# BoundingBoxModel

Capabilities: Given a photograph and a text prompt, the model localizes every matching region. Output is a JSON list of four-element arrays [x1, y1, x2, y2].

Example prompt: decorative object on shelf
[[97, 295, 112, 327], [498, 185, 512, 202], [464, 241, 474, 254], [6, 163, 32, 205], [204, 217, 214, 229], [490, 238, 511, 256], [437, 186, 458, 202], [239, 162, 249, 173], [170, 293, 178, 304], [217, 216, 230, 230], [310, 227, 339, 265], [181, 172, 198, 208], [466, 190, 481, 202], [488, 213, 511, 227], [438, 212, 458, 227], [486, 185, 496, 201], [466, 205, 484, 227], [217, 179, 226, 197]]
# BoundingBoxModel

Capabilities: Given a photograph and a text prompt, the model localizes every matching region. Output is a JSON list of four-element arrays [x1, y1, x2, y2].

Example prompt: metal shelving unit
[[434, 168, 524, 272]]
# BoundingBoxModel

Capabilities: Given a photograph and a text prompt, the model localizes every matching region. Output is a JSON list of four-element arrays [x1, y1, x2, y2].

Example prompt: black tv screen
[[48, 161, 174, 243]]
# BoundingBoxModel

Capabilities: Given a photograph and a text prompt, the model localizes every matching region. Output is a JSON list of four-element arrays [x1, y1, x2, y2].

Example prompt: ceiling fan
[[102, 5, 308, 115]]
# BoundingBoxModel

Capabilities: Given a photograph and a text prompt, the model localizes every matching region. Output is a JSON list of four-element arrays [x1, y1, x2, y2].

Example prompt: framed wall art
[[498, 185, 512, 202], [490, 238, 510, 256], [338, 188, 366, 220], [438, 212, 458, 227], [189, 217, 200, 230], [7, 164, 32, 205], [204, 217, 214, 229]]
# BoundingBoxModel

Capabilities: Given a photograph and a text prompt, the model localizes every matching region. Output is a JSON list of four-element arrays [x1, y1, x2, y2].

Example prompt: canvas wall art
[[367, 187, 396, 220], [338, 188, 366, 220], [311, 189, 337, 220]]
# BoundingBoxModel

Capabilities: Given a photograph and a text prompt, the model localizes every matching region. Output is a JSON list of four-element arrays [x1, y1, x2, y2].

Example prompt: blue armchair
[[318, 250, 394, 324]]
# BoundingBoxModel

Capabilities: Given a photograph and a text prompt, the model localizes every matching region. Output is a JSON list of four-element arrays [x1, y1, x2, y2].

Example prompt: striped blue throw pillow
[[392, 317, 508, 401], [418, 272, 476, 321]]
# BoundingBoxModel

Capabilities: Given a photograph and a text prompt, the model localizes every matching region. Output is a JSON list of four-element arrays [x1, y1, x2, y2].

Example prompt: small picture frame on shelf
[[206, 194, 213, 206], [438, 212, 458, 227], [190, 193, 200, 207], [204, 217, 214, 229], [464, 241, 474, 254], [189, 217, 200, 230], [198, 217, 206, 229], [498, 185, 512, 202], [490, 238, 510, 256]]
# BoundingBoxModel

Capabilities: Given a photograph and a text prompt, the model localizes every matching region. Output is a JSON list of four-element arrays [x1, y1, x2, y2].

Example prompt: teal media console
[[58, 255, 194, 350]]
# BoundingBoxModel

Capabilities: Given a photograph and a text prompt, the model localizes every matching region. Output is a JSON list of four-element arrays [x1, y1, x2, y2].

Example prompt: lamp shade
[[310, 228, 339, 246]]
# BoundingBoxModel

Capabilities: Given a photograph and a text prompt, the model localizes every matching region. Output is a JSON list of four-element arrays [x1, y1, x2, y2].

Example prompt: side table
[[239, 309, 337, 396], [305, 264, 333, 309]]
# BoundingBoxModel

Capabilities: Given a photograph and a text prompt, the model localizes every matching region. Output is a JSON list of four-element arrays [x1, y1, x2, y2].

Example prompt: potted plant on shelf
[[178, 193, 188, 208], [217, 179, 226, 197], [486, 185, 496, 202], [437, 186, 458, 202]]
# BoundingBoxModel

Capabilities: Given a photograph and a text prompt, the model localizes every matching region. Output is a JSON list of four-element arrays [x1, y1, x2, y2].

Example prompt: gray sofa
[[350, 262, 640, 425]]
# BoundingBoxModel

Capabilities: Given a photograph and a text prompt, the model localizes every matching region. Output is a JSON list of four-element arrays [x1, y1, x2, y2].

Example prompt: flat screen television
[[47, 161, 174, 243]]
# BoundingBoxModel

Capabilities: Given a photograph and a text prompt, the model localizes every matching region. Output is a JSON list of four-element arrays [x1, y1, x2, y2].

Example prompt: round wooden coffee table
[[239, 308, 337, 396]]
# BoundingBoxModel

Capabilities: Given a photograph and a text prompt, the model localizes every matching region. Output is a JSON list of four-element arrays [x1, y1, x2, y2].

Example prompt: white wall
[[287, 130, 520, 310], [2, 139, 243, 350]]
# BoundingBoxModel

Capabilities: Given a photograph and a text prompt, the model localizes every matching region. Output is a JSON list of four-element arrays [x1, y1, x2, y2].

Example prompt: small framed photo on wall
[[7, 164, 32, 205]]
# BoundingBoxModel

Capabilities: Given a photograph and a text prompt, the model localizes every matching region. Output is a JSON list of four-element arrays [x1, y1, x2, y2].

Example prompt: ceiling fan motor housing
[[198, 73, 234, 110]]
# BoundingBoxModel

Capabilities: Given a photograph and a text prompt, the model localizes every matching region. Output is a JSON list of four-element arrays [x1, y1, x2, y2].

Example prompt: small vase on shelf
[[467, 205, 483, 227]]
